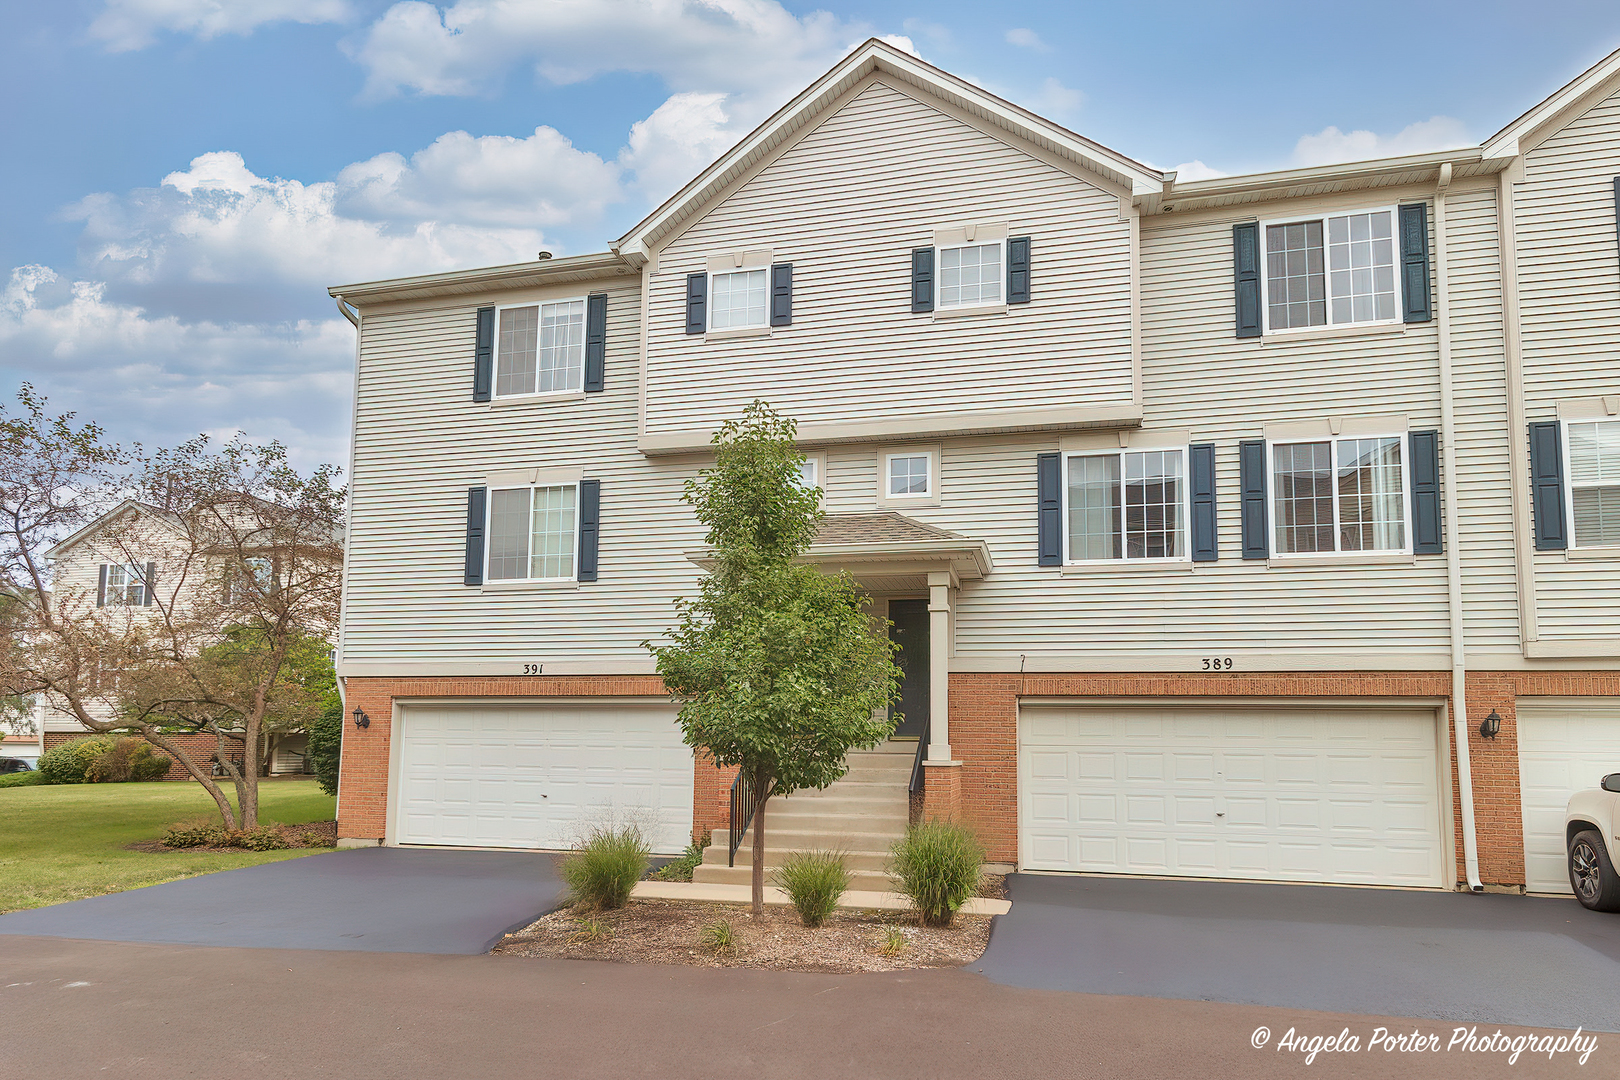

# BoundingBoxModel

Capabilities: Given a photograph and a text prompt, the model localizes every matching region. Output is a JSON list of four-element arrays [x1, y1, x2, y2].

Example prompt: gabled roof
[[42, 500, 180, 561], [814, 512, 960, 545], [1484, 46, 1620, 160], [613, 38, 1164, 260]]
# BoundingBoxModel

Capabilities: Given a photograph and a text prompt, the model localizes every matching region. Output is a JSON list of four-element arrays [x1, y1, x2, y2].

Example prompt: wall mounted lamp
[[1479, 710, 1501, 740], [352, 706, 370, 730]]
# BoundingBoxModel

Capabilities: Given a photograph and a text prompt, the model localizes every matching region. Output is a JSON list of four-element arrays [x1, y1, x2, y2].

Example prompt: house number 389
[[1201, 657, 1234, 670]]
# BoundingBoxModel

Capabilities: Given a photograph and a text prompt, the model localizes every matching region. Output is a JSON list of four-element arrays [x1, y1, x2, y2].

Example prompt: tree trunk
[[238, 720, 261, 829], [751, 791, 769, 917], [140, 728, 237, 829]]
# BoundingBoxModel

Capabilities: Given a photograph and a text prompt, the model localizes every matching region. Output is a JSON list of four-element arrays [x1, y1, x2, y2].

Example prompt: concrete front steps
[[692, 741, 915, 893]]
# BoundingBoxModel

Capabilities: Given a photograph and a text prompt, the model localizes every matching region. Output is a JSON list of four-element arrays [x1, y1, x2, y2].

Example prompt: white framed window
[[486, 483, 579, 582], [796, 453, 825, 492], [1062, 449, 1188, 562], [1269, 436, 1409, 556], [1260, 206, 1401, 333], [104, 563, 147, 605], [886, 453, 932, 498], [1566, 419, 1620, 548], [226, 557, 273, 604], [937, 241, 1004, 309], [494, 299, 586, 397], [708, 269, 768, 330]]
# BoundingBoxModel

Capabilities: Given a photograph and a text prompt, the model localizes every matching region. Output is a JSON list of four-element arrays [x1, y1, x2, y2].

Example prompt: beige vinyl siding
[[1516, 87, 1620, 640], [642, 78, 1135, 436], [1443, 186, 1521, 653], [342, 281, 707, 664]]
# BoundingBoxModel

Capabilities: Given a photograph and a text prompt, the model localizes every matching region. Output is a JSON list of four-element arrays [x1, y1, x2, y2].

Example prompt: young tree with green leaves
[[648, 402, 902, 915]]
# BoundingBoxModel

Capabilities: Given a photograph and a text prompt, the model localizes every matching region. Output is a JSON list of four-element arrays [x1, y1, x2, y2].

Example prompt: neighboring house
[[329, 40, 1620, 897], [39, 500, 316, 778]]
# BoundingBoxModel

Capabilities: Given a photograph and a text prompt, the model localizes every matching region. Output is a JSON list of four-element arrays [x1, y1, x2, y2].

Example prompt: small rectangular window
[[709, 269, 768, 330], [104, 563, 148, 605], [1063, 450, 1186, 562], [1270, 436, 1407, 555], [1263, 207, 1399, 333], [937, 242, 1003, 308], [1568, 420, 1620, 547], [887, 454, 932, 497], [495, 300, 585, 397], [487, 484, 578, 581]]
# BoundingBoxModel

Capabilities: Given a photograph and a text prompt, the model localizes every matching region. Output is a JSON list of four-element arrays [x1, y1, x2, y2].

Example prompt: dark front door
[[887, 599, 930, 740]]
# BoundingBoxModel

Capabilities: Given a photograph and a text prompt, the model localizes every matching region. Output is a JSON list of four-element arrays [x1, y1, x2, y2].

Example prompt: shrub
[[224, 826, 290, 851], [162, 820, 226, 848], [559, 824, 649, 911], [307, 691, 342, 797], [772, 850, 851, 928], [698, 918, 737, 956], [650, 834, 710, 882], [85, 738, 171, 783], [37, 735, 115, 784], [0, 770, 44, 788], [889, 821, 984, 928]]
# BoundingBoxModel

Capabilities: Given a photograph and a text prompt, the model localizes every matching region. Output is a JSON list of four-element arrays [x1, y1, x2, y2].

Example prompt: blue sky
[[4, 0, 1619, 468]]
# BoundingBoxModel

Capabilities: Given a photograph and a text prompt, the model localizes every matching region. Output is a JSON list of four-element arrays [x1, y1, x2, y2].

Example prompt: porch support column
[[926, 571, 954, 763]]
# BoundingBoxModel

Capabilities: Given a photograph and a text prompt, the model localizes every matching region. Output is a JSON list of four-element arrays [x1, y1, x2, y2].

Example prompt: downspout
[[332, 294, 361, 814], [1433, 165, 1484, 892]]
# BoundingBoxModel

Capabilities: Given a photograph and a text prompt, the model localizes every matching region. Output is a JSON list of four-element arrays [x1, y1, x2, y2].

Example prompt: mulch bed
[[493, 898, 992, 973], [125, 819, 338, 854]]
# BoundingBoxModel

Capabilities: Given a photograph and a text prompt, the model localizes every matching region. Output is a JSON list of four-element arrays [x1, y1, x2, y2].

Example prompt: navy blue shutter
[[770, 263, 793, 326], [911, 248, 935, 313], [584, 293, 607, 393], [685, 274, 707, 334], [1239, 439, 1269, 559], [96, 564, 108, 607], [1190, 444, 1217, 562], [1233, 223, 1262, 339], [473, 306, 494, 401], [1409, 430, 1443, 555], [1399, 203, 1432, 323], [1037, 453, 1061, 566], [143, 561, 156, 606], [578, 480, 600, 582], [1529, 421, 1568, 551], [464, 487, 487, 586], [1007, 236, 1031, 304]]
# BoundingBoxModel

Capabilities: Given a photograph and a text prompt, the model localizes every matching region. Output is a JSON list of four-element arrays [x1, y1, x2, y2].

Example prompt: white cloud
[[1, 265, 353, 467], [1029, 77, 1085, 122], [1291, 116, 1471, 168], [618, 93, 736, 200], [1171, 160, 1226, 182], [90, 0, 353, 52], [66, 151, 550, 321], [336, 127, 622, 229], [1005, 28, 1047, 51]]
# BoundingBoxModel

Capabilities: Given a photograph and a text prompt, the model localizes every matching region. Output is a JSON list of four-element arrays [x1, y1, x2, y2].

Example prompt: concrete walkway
[[0, 847, 564, 954], [976, 873, 1620, 1032]]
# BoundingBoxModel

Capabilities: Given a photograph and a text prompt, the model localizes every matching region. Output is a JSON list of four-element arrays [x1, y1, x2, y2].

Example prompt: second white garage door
[[395, 703, 693, 854], [1518, 699, 1620, 894], [1020, 704, 1447, 888]]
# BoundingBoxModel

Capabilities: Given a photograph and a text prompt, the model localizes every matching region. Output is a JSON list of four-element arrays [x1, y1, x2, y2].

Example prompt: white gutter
[[1433, 165, 1484, 892]]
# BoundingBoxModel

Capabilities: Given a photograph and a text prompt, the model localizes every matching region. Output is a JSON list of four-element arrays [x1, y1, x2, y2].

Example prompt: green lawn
[[0, 780, 336, 913]]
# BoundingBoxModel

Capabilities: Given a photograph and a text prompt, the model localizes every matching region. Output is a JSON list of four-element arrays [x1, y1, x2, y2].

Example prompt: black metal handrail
[[728, 768, 764, 867], [908, 714, 931, 796]]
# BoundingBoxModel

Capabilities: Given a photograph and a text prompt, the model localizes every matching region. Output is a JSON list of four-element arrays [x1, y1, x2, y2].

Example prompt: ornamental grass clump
[[772, 849, 852, 928], [698, 917, 737, 956], [559, 824, 650, 912], [889, 821, 984, 928]]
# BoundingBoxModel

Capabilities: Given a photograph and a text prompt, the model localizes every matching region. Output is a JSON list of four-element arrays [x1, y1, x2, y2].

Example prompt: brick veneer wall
[[335, 670, 1620, 888]]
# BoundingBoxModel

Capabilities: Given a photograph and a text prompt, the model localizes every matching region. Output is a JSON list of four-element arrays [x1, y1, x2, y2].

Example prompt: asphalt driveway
[[0, 847, 564, 954], [976, 874, 1620, 1032]]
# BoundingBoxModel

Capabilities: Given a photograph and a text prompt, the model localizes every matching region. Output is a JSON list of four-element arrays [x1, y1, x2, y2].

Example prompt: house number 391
[[522, 663, 543, 675], [1201, 657, 1234, 670]]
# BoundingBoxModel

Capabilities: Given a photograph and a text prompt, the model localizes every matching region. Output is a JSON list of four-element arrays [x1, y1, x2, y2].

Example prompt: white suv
[[1566, 774, 1620, 911]]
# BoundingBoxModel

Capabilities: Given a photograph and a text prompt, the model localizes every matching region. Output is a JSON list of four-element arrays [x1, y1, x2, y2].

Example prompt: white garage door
[[1517, 700, 1620, 894], [396, 703, 693, 854], [1020, 704, 1446, 888]]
